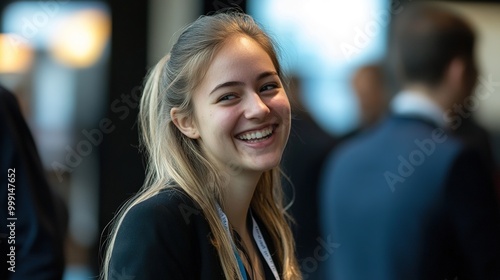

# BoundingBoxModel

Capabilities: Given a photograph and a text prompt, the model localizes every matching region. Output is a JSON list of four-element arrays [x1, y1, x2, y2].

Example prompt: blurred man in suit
[[319, 3, 500, 279], [0, 85, 66, 279]]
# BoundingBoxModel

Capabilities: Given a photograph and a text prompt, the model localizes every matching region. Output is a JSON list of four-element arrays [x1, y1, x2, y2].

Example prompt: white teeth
[[237, 127, 273, 141]]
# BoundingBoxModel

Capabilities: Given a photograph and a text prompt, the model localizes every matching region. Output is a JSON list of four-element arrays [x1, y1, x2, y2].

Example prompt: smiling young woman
[[101, 11, 302, 280]]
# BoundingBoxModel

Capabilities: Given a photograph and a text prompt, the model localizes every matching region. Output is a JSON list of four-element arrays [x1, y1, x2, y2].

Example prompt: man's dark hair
[[391, 4, 476, 86]]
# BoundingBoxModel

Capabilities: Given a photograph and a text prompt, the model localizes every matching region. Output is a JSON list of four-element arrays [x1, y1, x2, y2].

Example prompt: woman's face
[[190, 35, 291, 175]]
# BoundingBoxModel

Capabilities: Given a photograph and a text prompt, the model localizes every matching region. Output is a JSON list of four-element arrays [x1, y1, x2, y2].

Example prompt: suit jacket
[[0, 86, 66, 280], [319, 114, 500, 280], [109, 187, 283, 279]]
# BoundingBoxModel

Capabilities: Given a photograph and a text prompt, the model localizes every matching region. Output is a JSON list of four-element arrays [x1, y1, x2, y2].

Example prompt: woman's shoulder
[[121, 187, 203, 231], [133, 187, 195, 210], [110, 188, 220, 278]]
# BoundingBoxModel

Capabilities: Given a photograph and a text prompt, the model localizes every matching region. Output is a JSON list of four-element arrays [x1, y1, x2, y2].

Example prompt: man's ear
[[171, 107, 200, 139], [445, 57, 466, 89]]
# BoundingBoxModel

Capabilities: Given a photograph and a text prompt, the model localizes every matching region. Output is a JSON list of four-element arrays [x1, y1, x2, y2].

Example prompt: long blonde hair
[[102, 11, 301, 280]]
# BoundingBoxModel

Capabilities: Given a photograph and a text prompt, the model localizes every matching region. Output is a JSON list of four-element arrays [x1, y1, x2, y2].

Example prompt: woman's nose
[[243, 93, 270, 120]]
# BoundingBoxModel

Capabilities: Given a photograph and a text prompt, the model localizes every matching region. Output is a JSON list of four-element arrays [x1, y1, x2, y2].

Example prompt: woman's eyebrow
[[209, 71, 278, 95]]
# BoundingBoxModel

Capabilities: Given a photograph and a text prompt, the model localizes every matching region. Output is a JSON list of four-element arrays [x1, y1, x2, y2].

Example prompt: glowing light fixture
[[0, 33, 34, 73], [49, 9, 111, 68]]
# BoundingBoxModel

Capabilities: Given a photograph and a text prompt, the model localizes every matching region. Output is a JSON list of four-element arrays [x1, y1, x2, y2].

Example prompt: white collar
[[390, 90, 447, 128]]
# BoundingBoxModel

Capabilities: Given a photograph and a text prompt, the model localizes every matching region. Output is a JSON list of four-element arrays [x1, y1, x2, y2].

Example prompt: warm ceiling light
[[0, 33, 34, 73], [49, 9, 111, 68]]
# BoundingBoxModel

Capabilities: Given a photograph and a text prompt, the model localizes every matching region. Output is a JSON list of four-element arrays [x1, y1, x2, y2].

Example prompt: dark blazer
[[319, 114, 500, 280], [109, 187, 283, 279], [0, 86, 66, 280]]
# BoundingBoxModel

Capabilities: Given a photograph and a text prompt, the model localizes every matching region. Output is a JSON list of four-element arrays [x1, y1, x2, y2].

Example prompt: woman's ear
[[171, 107, 200, 139]]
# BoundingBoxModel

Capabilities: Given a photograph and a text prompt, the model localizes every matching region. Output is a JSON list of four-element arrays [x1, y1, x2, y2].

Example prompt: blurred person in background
[[281, 75, 337, 279], [351, 63, 388, 130], [451, 106, 497, 180], [102, 11, 302, 280], [319, 3, 500, 279], [339, 62, 390, 143], [0, 85, 67, 280]]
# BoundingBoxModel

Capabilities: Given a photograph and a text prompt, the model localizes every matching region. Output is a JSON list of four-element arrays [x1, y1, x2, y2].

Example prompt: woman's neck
[[221, 169, 267, 280], [222, 170, 262, 234]]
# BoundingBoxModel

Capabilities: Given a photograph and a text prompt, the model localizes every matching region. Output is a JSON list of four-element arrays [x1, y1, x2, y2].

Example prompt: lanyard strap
[[216, 204, 248, 280], [251, 214, 280, 280], [216, 204, 280, 280]]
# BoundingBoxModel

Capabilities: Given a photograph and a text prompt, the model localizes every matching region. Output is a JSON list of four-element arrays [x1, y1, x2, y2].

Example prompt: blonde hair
[[102, 11, 301, 280]]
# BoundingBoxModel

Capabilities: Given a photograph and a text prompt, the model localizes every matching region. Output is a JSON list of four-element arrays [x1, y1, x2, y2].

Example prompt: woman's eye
[[260, 83, 278, 92], [219, 94, 237, 102]]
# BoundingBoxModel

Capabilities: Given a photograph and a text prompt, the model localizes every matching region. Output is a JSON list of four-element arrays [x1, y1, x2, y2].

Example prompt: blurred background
[[0, 0, 499, 279]]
